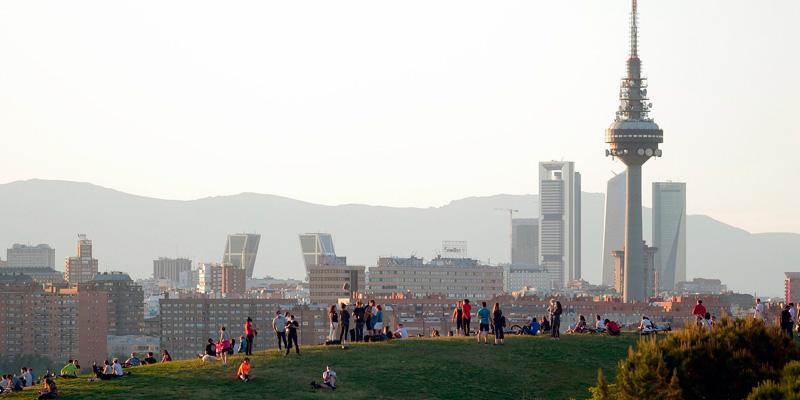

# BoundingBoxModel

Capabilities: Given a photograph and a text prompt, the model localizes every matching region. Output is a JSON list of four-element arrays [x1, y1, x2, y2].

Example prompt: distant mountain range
[[0, 179, 797, 296]]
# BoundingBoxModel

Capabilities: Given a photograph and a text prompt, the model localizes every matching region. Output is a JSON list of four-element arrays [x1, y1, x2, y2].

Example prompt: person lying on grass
[[237, 358, 251, 382]]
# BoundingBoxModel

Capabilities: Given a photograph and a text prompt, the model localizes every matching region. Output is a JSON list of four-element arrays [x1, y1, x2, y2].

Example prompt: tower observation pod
[[605, 0, 663, 302]]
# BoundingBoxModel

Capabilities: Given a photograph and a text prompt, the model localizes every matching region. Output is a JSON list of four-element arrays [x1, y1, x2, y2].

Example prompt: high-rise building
[[222, 233, 261, 278], [299, 233, 340, 273], [612, 241, 658, 298], [604, 0, 664, 302], [197, 262, 224, 293], [512, 218, 539, 266], [538, 161, 581, 287], [64, 234, 99, 284], [369, 256, 503, 299], [6, 243, 56, 268], [153, 257, 192, 287], [221, 264, 246, 295], [653, 182, 687, 291], [0, 276, 108, 364], [82, 272, 144, 336], [785, 272, 800, 304], [601, 171, 626, 287]]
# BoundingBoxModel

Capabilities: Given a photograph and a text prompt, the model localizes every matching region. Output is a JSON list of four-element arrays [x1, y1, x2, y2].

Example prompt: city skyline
[[0, 1, 798, 234]]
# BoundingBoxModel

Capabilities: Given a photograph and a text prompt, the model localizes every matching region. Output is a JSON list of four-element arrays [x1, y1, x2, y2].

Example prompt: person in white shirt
[[639, 316, 655, 334], [272, 311, 287, 351], [755, 298, 765, 320], [393, 324, 409, 339], [311, 366, 337, 391], [112, 359, 123, 376], [789, 303, 797, 327], [20, 368, 32, 387], [595, 315, 606, 332]]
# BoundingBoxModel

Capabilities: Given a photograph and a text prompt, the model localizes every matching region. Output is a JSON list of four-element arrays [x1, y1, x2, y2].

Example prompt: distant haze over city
[[0, 1, 798, 234], [1, 179, 798, 296]]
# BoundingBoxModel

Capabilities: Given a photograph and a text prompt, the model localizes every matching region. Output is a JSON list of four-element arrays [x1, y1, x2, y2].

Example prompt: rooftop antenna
[[630, 0, 639, 58]]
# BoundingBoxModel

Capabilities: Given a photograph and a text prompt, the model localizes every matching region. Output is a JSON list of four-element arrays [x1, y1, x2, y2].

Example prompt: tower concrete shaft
[[604, 0, 663, 302]]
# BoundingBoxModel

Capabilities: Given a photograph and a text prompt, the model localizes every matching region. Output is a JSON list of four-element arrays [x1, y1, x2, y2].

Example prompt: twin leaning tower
[[604, 0, 664, 302]]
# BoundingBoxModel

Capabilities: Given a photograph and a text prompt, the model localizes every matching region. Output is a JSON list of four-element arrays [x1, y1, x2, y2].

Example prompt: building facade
[[153, 257, 192, 287], [653, 182, 687, 291], [6, 243, 56, 268], [299, 233, 339, 274], [223, 233, 261, 278], [82, 272, 144, 336], [221, 264, 246, 295], [511, 218, 539, 266], [64, 234, 99, 284], [538, 161, 581, 287], [612, 241, 658, 298], [785, 272, 800, 304], [368, 256, 503, 300], [601, 171, 626, 286], [0, 276, 108, 364], [0, 267, 65, 284], [308, 264, 365, 305]]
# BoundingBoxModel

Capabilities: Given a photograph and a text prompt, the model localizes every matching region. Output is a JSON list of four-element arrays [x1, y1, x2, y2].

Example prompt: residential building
[[653, 182, 687, 291], [64, 234, 98, 284], [107, 335, 160, 360], [223, 233, 261, 278], [0, 267, 65, 284], [6, 243, 56, 268], [675, 278, 727, 295], [368, 256, 503, 299], [511, 219, 539, 266], [601, 171, 626, 286], [82, 272, 144, 336], [538, 161, 581, 287], [308, 264, 366, 305], [153, 257, 192, 287], [0, 275, 108, 364], [612, 241, 658, 298], [221, 263, 246, 294], [197, 263, 224, 293], [786, 272, 800, 304], [503, 264, 557, 293], [159, 297, 327, 359]]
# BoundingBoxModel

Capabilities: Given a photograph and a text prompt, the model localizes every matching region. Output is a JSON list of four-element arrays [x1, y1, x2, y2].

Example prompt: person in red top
[[237, 357, 251, 382], [462, 299, 472, 336], [604, 319, 621, 336], [244, 317, 256, 356], [692, 300, 707, 322]]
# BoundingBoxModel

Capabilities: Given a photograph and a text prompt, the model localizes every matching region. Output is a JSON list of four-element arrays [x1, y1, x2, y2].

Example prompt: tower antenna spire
[[630, 0, 638, 58]]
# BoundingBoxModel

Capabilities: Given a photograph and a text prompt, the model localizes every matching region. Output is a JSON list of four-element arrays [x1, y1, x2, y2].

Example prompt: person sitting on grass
[[311, 366, 337, 391], [124, 352, 141, 368], [237, 358, 251, 382], [36, 377, 58, 400], [112, 359, 124, 377], [594, 315, 606, 333], [639, 316, 655, 335], [393, 324, 409, 339], [59, 359, 79, 379], [91, 360, 116, 381], [604, 319, 621, 336], [567, 315, 588, 334], [528, 317, 541, 335], [431, 328, 440, 337], [540, 316, 551, 334], [142, 352, 158, 365], [161, 349, 172, 362], [199, 338, 217, 362]]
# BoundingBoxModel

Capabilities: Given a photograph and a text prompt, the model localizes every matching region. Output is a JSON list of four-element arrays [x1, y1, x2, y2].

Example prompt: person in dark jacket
[[285, 315, 300, 355], [781, 304, 794, 337]]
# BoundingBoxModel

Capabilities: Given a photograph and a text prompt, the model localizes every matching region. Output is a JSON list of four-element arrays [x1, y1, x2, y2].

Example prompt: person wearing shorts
[[452, 301, 463, 336], [477, 301, 490, 344]]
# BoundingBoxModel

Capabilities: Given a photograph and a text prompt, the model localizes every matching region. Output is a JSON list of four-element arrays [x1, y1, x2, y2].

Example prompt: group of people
[[0, 369, 58, 400], [323, 300, 412, 347]]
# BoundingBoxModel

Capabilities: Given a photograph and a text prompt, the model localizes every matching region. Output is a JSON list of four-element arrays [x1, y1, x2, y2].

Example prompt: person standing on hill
[[692, 299, 707, 325], [476, 301, 490, 344], [285, 314, 301, 355], [781, 304, 794, 337], [452, 301, 464, 336], [219, 326, 231, 366], [328, 304, 340, 342], [365, 304, 374, 339], [373, 304, 384, 334], [273, 311, 287, 351], [549, 299, 562, 340], [353, 300, 366, 342], [339, 303, 350, 349], [462, 299, 472, 336], [244, 317, 257, 356], [789, 303, 797, 329], [754, 298, 765, 321], [491, 302, 505, 345]]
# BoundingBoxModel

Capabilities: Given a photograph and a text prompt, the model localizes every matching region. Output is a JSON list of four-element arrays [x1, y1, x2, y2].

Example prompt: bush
[[590, 318, 798, 400], [748, 360, 800, 399]]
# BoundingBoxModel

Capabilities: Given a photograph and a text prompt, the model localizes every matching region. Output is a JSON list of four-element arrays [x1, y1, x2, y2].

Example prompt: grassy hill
[[4, 335, 638, 400]]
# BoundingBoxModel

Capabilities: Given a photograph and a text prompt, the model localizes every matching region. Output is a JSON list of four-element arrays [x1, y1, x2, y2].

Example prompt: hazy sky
[[1, 1, 798, 233]]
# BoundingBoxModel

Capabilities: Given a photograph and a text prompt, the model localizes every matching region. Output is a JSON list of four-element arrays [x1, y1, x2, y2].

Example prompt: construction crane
[[494, 208, 518, 263]]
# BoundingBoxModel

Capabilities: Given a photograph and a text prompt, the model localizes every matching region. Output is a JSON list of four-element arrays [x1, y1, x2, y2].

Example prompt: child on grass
[[237, 358, 251, 382]]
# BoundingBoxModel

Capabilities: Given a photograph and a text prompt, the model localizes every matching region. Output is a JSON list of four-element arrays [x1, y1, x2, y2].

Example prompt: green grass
[[6, 335, 638, 400]]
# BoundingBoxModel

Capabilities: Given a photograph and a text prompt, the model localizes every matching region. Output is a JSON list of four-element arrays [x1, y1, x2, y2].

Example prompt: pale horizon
[[1, 0, 798, 234]]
